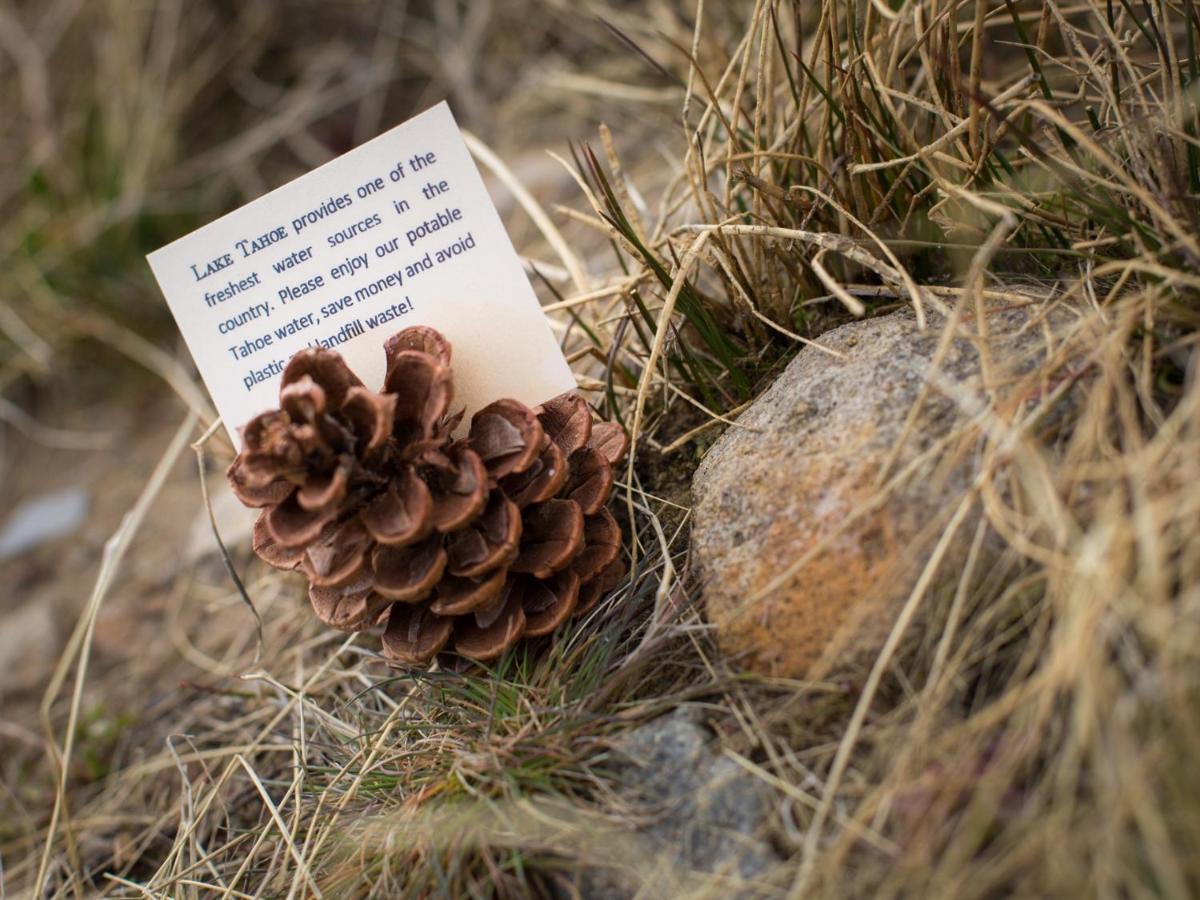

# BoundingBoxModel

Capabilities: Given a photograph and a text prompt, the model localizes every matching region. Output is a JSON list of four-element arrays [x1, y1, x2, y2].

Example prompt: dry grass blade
[[36, 412, 198, 893]]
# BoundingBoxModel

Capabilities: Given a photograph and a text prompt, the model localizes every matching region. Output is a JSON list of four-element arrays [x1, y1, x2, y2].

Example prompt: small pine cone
[[227, 325, 628, 665]]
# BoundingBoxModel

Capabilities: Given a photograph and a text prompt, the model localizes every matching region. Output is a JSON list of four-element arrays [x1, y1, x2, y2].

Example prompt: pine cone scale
[[341, 386, 396, 454], [282, 349, 364, 409], [470, 400, 544, 477], [510, 498, 585, 578], [571, 509, 622, 582], [230, 461, 293, 507], [430, 569, 507, 616], [266, 495, 339, 548], [576, 558, 625, 616], [359, 471, 434, 546], [562, 447, 613, 514], [371, 538, 447, 602], [522, 571, 581, 637], [501, 441, 568, 507], [384, 325, 452, 364], [295, 463, 349, 511], [279, 375, 327, 426], [537, 393, 592, 455], [587, 422, 629, 465], [382, 605, 453, 663], [252, 513, 304, 569], [385, 350, 453, 435], [310, 571, 382, 631], [445, 493, 521, 578], [300, 518, 370, 588], [455, 586, 526, 661], [427, 447, 489, 532]]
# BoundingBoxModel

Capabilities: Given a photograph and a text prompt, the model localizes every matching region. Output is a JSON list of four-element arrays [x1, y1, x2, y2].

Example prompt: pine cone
[[227, 326, 628, 665]]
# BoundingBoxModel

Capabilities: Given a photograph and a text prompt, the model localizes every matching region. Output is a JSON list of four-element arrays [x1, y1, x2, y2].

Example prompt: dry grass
[[3, 0, 1200, 897]]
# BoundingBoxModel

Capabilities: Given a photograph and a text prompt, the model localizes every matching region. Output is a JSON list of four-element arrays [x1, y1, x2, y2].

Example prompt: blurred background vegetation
[[1, 1, 668, 432]]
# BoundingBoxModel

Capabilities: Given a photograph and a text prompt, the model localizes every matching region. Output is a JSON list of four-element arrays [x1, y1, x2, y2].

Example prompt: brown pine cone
[[227, 325, 628, 665]]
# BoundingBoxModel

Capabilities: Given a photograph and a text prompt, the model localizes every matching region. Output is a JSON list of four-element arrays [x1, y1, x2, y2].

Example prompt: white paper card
[[148, 101, 576, 449]]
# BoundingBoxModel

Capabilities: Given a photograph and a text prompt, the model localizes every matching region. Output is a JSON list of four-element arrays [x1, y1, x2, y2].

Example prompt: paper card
[[148, 101, 576, 449]]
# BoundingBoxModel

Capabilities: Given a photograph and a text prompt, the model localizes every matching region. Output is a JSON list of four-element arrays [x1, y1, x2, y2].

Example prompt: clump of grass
[[547, 2, 1200, 897], [11, 1, 1200, 897]]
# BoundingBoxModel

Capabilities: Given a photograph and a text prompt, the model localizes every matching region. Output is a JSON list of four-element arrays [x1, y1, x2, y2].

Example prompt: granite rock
[[560, 709, 781, 898], [691, 305, 1075, 678]]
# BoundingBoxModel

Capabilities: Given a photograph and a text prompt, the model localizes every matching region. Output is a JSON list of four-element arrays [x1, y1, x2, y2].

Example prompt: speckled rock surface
[[559, 709, 782, 899], [691, 305, 1073, 679]]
